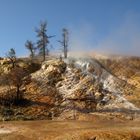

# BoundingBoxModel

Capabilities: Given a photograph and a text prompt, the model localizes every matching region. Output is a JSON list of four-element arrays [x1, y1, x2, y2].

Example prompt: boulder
[[42, 59, 66, 73], [0, 58, 10, 65]]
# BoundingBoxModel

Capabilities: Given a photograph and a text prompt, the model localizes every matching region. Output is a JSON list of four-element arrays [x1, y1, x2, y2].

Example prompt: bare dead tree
[[25, 40, 35, 59], [8, 67, 30, 102], [36, 21, 55, 61], [0, 68, 30, 105], [58, 28, 69, 58], [6, 48, 16, 68]]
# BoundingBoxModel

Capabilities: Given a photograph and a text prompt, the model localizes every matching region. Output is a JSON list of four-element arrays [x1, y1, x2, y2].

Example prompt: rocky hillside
[[0, 58, 41, 75], [25, 57, 140, 120], [96, 56, 140, 108], [0, 56, 140, 121]]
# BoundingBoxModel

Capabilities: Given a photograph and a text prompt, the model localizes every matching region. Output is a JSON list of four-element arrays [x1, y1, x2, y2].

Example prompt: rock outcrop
[[0, 57, 139, 121], [25, 57, 140, 120]]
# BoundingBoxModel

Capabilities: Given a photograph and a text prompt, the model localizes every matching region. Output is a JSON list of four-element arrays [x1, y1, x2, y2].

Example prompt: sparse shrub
[[1, 107, 14, 116], [6, 48, 16, 68], [25, 40, 36, 59], [0, 67, 31, 106]]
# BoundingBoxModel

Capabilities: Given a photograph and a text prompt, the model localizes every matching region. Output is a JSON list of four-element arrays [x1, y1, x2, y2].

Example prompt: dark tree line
[[25, 21, 69, 61], [4, 21, 69, 64]]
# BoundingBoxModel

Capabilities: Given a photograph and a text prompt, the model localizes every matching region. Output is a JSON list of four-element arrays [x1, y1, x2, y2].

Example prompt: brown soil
[[0, 119, 140, 140]]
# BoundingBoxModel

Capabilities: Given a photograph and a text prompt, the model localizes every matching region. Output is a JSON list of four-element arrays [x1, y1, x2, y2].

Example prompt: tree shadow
[[96, 108, 140, 114]]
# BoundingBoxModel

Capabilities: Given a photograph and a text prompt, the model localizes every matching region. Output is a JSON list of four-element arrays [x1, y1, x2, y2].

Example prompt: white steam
[[69, 12, 140, 57]]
